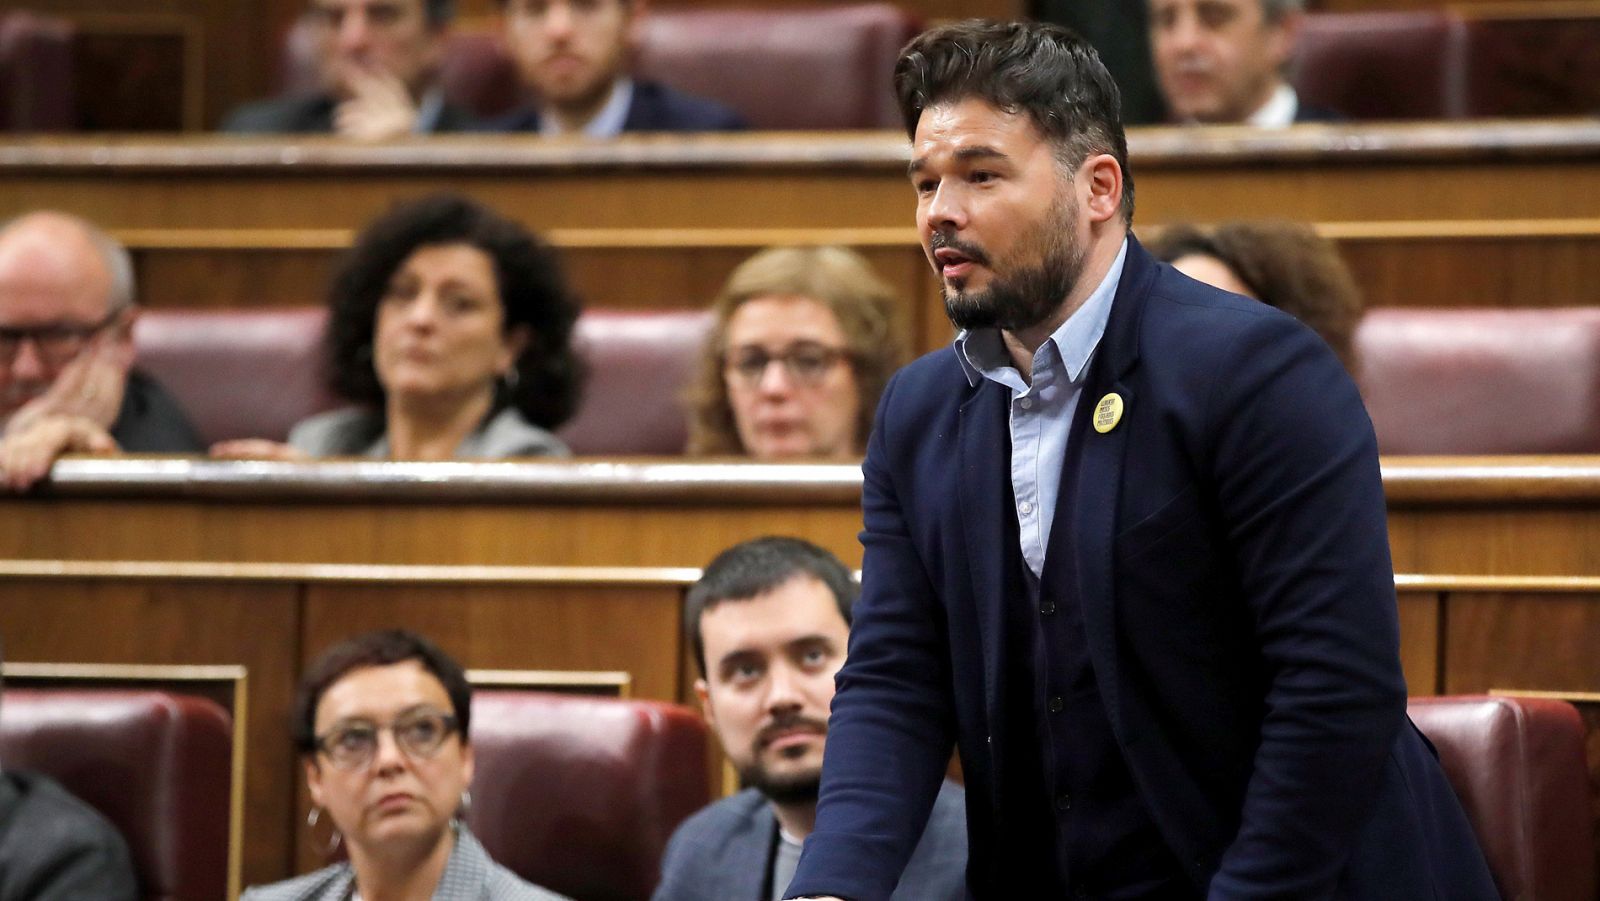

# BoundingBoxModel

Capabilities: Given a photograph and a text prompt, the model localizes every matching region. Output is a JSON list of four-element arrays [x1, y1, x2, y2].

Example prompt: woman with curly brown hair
[[214, 194, 583, 460], [686, 246, 907, 460], [1146, 220, 1363, 373]]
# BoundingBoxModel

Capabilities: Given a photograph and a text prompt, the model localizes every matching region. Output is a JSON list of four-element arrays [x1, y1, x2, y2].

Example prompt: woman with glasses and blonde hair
[[686, 246, 908, 460], [241, 629, 569, 901]]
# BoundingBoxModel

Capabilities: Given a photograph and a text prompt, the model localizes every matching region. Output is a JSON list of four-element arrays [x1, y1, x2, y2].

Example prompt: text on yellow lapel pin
[[1093, 393, 1124, 434]]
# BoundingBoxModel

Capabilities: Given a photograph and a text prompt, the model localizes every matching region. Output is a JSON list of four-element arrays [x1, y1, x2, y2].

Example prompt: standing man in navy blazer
[[786, 20, 1496, 901]]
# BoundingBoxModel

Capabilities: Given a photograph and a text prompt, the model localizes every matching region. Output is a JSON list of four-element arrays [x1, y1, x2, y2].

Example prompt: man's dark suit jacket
[[786, 236, 1497, 900], [653, 782, 967, 901], [110, 370, 203, 453], [487, 81, 746, 133], [221, 92, 478, 133], [0, 771, 138, 901]]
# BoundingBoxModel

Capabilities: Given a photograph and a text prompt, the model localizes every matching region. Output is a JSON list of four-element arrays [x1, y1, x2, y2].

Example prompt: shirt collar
[[539, 78, 634, 138], [955, 237, 1129, 388], [412, 85, 446, 133], [1247, 82, 1299, 128]]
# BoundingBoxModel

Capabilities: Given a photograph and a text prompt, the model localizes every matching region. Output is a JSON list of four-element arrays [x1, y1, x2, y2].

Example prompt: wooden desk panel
[[4, 123, 1599, 354]]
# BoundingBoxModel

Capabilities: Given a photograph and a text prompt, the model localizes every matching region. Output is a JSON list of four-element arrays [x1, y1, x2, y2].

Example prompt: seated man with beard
[[653, 537, 967, 901]]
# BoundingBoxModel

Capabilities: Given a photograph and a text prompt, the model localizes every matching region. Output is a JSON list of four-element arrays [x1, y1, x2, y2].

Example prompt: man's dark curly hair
[[894, 19, 1134, 223], [326, 194, 584, 429]]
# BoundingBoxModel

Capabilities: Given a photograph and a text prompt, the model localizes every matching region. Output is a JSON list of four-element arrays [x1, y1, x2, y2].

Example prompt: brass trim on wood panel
[[36, 457, 865, 503], [0, 560, 701, 586], [5, 119, 1600, 172], [1393, 574, 1600, 592], [467, 669, 633, 698], [0, 662, 247, 900]]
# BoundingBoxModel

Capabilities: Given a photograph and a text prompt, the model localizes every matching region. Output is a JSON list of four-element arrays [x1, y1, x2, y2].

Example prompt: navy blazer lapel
[[1059, 235, 1155, 736], [957, 377, 1014, 741]]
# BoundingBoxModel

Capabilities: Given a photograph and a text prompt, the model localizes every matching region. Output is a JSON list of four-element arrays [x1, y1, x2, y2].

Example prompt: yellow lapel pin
[[1093, 392, 1124, 434]]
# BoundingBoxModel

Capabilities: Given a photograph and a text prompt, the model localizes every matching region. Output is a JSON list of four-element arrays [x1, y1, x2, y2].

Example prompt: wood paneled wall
[[4, 121, 1598, 356], [5, 457, 1600, 886]]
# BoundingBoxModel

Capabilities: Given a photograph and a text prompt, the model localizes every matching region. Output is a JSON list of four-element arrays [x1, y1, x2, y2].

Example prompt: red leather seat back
[[1407, 696, 1597, 901], [1293, 11, 1468, 119], [0, 11, 77, 132], [440, 30, 526, 120], [1462, 14, 1600, 118], [465, 691, 710, 901], [0, 689, 234, 901], [558, 308, 713, 455], [634, 3, 923, 130], [1355, 307, 1600, 454], [133, 307, 337, 446]]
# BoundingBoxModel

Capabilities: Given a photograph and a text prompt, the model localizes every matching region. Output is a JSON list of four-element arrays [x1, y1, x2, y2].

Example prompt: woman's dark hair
[[894, 19, 1134, 222], [1147, 220, 1364, 372], [294, 629, 472, 755], [326, 194, 584, 429]]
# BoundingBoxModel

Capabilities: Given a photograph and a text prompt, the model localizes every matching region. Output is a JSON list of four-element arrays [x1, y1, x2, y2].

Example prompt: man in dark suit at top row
[[224, 0, 743, 139], [785, 19, 1495, 901]]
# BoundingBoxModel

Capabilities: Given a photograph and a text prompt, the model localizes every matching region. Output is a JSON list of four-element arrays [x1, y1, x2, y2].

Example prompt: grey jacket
[[0, 771, 138, 901], [241, 826, 569, 901], [288, 406, 569, 459], [652, 781, 969, 901]]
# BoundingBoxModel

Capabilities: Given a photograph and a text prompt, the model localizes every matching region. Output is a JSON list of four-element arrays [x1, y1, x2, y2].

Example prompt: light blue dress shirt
[[538, 78, 635, 138], [954, 238, 1128, 578]]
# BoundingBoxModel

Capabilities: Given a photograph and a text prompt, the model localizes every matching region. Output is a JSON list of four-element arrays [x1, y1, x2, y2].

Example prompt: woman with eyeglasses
[[213, 194, 582, 462], [241, 629, 570, 901], [685, 246, 908, 460]]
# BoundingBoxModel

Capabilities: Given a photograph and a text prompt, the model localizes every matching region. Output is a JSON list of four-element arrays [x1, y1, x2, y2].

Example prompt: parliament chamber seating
[[1407, 696, 1597, 901], [633, 3, 923, 130], [465, 691, 710, 901], [133, 306, 713, 453], [133, 306, 336, 446], [1292, 11, 1468, 120], [0, 689, 235, 901], [0, 10, 75, 132], [278, 3, 922, 129], [1354, 307, 1600, 455]]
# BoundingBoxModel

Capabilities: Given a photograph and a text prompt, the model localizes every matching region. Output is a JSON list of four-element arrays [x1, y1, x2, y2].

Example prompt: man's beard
[[937, 193, 1086, 335], [738, 712, 826, 806]]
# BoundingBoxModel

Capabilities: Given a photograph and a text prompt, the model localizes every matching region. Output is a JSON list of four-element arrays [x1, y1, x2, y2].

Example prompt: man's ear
[[623, 0, 648, 52], [1080, 154, 1124, 225], [694, 676, 716, 728], [1266, 10, 1304, 71]]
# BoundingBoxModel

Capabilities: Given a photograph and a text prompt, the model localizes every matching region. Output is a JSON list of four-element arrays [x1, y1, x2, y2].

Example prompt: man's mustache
[[755, 712, 828, 751], [929, 231, 991, 267]]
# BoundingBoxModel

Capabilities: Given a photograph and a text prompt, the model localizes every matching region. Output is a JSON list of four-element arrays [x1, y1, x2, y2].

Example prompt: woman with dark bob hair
[[241, 629, 570, 900], [214, 194, 583, 460], [1146, 220, 1364, 373]]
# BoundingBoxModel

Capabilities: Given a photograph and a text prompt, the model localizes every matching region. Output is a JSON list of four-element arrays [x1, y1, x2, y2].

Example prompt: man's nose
[[924, 183, 967, 233], [337, 11, 373, 52], [544, 2, 576, 39], [764, 663, 804, 713], [8, 338, 49, 383]]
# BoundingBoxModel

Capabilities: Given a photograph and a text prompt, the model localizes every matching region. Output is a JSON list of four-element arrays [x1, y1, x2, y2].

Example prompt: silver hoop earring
[[459, 789, 472, 816], [307, 805, 343, 855], [307, 806, 320, 828]]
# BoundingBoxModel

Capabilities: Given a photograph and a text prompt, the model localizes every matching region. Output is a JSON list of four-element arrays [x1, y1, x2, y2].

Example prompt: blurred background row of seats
[[133, 304, 1600, 457], [0, 685, 710, 901], [3, 5, 1598, 133], [4, 687, 1589, 900]]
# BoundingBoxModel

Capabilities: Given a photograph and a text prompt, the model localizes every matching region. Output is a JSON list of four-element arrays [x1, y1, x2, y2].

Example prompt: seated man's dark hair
[[686, 537, 858, 676], [893, 19, 1134, 222], [293, 628, 472, 755]]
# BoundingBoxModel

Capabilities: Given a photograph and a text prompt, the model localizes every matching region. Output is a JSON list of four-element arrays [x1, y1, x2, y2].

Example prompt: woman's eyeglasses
[[313, 710, 459, 770], [724, 343, 851, 388]]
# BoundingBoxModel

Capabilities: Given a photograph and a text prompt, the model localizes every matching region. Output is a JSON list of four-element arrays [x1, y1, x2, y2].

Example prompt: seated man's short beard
[[739, 761, 823, 807]]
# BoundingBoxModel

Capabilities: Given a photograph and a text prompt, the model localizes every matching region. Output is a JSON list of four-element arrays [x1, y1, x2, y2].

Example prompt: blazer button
[[1055, 793, 1072, 811], [1048, 696, 1064, 713], [1040, 601, 1056, 615]]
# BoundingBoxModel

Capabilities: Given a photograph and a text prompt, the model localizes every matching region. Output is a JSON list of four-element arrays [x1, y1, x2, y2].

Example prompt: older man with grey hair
[[0, 211, 201, 489], [1150, 0, 1339, 125]]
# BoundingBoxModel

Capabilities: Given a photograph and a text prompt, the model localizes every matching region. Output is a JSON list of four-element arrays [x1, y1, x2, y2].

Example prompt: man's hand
[[4, 333, 132, 438], [334, 68, 420, 140], [0, 415, 118, 491], [209, 439, 310, 461]]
